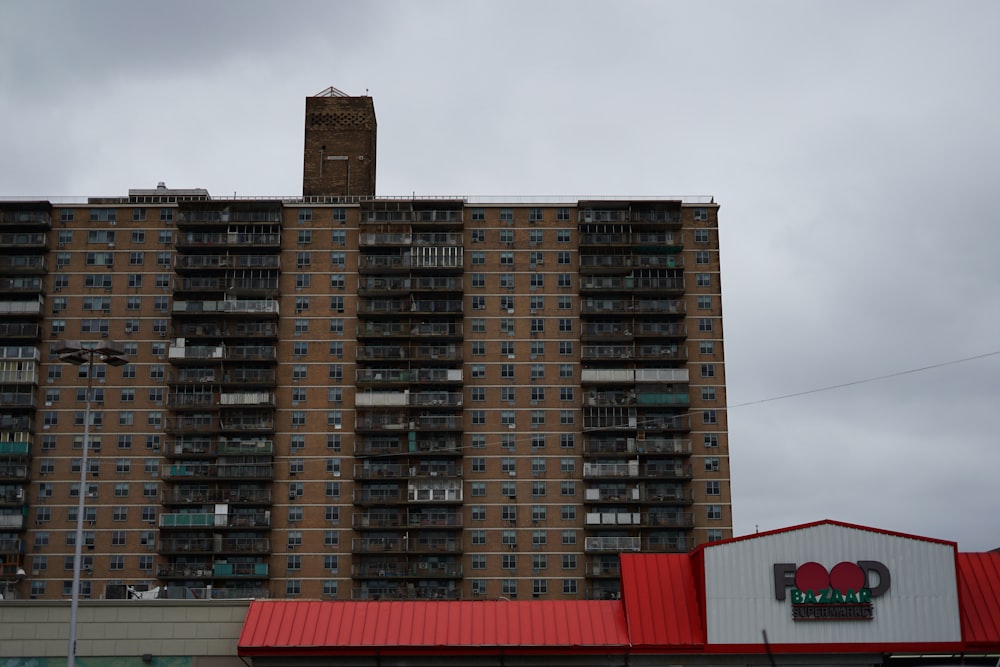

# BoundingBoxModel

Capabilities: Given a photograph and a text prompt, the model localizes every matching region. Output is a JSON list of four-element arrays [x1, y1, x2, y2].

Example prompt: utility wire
[[728, 349, 1000, 409]]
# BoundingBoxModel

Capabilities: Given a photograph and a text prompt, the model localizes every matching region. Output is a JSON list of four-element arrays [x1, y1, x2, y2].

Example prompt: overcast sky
[[2, 1, 998, 550]]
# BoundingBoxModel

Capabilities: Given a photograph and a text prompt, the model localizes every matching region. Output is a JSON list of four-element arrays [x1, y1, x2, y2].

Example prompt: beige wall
[[0, 600, 248, 659]]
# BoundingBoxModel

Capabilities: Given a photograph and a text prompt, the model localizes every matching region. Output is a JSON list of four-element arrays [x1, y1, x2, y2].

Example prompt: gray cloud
[[2, 0, 998, 550]]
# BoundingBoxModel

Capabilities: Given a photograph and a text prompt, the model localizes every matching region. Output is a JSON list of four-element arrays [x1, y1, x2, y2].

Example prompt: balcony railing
[[0, 233, 46, 248], [159, 511, 271, 529], [172, 300, 279, 315], [0, 323, 39, 338], [0, 255, 45, 273], [584, 536, 641, 552], [158, 536, 271, 554], [160, 487, 272, 505], [174, 254, 280, 270], [176, 232, 280, 248]]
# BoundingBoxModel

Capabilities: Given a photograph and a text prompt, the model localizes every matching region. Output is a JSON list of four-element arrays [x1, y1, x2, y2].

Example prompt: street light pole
[[54, 341, 128, 667]]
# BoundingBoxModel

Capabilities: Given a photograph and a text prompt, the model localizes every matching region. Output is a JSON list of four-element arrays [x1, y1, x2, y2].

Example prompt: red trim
[[691, 519, 958, 556]]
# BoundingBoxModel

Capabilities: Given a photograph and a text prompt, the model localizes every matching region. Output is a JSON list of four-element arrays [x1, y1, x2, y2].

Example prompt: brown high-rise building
[[0, 88, 730, 602]]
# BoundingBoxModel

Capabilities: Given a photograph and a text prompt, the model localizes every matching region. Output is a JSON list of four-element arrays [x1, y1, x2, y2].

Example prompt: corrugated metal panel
[[620, 553, 704, 648], [702, 522, 962, 646], [957, 552, 1000, 649], [238, 600, 630, 655]]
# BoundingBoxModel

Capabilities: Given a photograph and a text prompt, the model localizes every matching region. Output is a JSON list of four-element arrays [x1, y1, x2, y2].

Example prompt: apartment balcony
[[355, 413, 462, 433], [161, 487, 271, 506], [157, 561, 269, 579], [581, 345, 635, 362], [632, 231, 682, 247], [0, 277, 44, 294], [166, 392, 216, 410], [584, 435, 638, 456], [353, 511, 463, 530], [353, 487, 405, 505], [634, 345, 687, 363], [0, 439, 30, 457], [159, 511, 271, 529], [0, 323, 39, 340], [637, 413, 691, 433], [635, 437, 691, 456], [413, 276, 462, 292], [0, 367, 38, 385], [163, 437, 273, 458], [361, 208, 463, 224], [357, 276, 412, 295], [581, 322, 634, 341], [0, 512, 25, 530], [643, 534, 691, 553], [174, 321, 278, 339], [580, 232, 630, 247], [356, 367, 463, 387], [359, 232, 412, 247], [640, 512, 696, 529], [0, 460, 30, 481], [352, 535, 463, 555], [585, 512, 642, 527], [167, 344, 277, 363], [176, 276, 279, 297], [585, 559, 622, 578], [175, 231, 280, 250], [0, 538, 24, 562], [0, 485, 26, 507], [218, 412, 275, 433], [583, 461, 639, 478], [628, 209, 682, 226], [172, 299, 279, 317], [353, 511, 404, 529], [356, 321, 464, 339], [359, 298, 463, 316], [408, 482, 462, 503], [167, 367, 276, 386], [357, 344, 461, 363], [354, 463, 462, 480], [0, 210, 51, 228], [164, 415, 219, 434], [636, 486, 694, 505], [0, 255, 45, 274], [174, 254, 280, 271], [579, 255, 630, 273], [176, 209, 282, 226], [584, 536, 641, 553], [0, 416, 33, 432], [0, 298, 42, 316], [635, 321, 686, 338], [352, 560, 463, 579], [633, 253, 683, 269], [0, 347, 39, 362], [158, 536, 271, 555], [0, 392, 35, 409], [641, 463, 693, 480], [354, 435, 461, 457], [412, 232, 462, 246], [0, 233, 47, 249], [359, 254, 411, 273], [580, 298, 684, 316]]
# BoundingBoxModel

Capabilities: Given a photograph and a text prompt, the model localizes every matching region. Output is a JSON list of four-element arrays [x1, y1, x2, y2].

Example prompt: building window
[[707, 505, 722, 520], [701, 363, 715, 378], [700, 340, 715, 355], [703, 410, 717, 425], [694, 229, 710, 243], [695, 250, 710, 264], [707, 481, 722, 496]]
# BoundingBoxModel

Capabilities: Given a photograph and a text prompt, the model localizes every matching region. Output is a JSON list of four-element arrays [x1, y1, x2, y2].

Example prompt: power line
[[728, 350, 1000, 409]]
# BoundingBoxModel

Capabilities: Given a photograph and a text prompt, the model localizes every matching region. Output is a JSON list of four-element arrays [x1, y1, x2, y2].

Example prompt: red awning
[[957, 552, 1000, 650], [619, 553, 705, 649], [238, 599, 630, 656]]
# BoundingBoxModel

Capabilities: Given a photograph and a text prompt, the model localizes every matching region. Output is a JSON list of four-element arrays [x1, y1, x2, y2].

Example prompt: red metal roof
[[238, 599, 630, 656], [957, 552, 1000, 650], [619, 553, 704, 649]]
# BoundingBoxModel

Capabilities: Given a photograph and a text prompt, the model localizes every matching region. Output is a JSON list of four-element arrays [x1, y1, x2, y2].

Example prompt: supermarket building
[[2, 520, 998, 667]]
